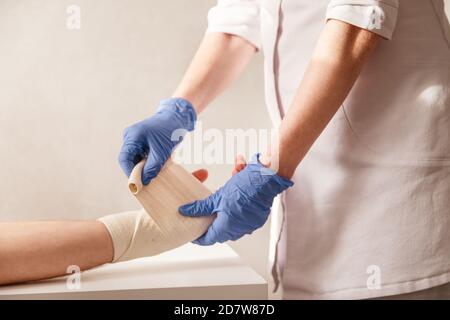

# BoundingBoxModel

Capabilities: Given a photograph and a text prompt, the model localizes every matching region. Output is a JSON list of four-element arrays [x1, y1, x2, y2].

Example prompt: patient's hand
[[99, 166, 210, 263], [191, 168, 208, 183], [231, 154, 247, 176]]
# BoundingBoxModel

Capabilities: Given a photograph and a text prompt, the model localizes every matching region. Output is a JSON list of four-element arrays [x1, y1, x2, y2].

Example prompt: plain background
[[1, 0, 449, 284]]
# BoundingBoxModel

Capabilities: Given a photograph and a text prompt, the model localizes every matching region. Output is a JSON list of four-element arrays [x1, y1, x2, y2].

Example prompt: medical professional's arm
[[274, 19, 380, 178], [173, 33, 257, 113], [118, 33, 256, 185], [180, 20, 382, 245]]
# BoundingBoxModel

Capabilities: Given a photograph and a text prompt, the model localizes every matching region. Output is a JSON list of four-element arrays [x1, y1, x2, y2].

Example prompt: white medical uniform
[[207, 0, 450, 299]]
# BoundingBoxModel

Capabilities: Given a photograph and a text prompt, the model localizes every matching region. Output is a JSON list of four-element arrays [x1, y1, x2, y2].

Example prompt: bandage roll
[[128, 160, 144, 195], [99, 158, 214, 262]]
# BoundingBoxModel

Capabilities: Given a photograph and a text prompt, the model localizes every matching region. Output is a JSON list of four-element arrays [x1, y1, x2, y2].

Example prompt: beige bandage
[[99, 159, 213, 262]]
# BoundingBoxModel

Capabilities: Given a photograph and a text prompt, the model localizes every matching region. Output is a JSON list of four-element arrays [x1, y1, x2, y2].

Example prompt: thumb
[[192, 214, 227, 246], [141, 153, 163, 185], [118, 144, 146, 177], [193, 224, 219, 246], [179, 194, 217, 217]]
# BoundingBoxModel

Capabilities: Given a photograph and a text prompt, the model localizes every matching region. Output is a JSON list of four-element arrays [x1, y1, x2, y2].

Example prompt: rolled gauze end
[[127, 158, 214, 247], [128, 160, 145, 195]]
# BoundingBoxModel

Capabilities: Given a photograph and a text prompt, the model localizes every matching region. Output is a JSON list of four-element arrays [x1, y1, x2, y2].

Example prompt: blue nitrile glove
[[118, 98, 196, 185], [179, 154, 294, 245]]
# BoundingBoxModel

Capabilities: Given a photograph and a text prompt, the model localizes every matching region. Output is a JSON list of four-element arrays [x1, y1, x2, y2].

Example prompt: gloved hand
[[179, 154, 294, 245], [118, 98, 196, 185]]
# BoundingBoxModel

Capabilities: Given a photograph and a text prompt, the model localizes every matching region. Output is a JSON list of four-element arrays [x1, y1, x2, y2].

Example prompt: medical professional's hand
[[118, 98, 197, 185], [179, 154, 294, 245]]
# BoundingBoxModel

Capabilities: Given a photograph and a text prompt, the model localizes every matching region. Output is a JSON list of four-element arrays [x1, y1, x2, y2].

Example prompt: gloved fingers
[[141, 150, 164, 185], [192, 214, 231, 246], [118, 143, 147, 177], [192, 222, 220, 246], [179, 194, 217, 217]]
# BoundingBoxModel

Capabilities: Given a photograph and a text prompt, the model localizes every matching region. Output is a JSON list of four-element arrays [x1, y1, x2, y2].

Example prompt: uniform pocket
[[341, 64, 450, 165]]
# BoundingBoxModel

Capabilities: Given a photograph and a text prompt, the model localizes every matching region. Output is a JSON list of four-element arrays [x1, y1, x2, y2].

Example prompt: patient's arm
[[0, 220, 112, 286], [111, 159, 214, 262], [0, 169, 208, 286]]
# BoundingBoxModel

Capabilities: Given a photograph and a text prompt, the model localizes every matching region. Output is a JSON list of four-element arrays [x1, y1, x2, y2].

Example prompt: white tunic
[[207, 0, 450, 299]]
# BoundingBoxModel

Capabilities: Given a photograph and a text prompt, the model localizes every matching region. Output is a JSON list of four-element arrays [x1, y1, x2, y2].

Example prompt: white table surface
[[0, 243, 267, 300]]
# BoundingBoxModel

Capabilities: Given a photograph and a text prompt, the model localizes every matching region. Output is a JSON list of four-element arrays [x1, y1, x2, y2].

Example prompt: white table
[[0, 244, 267, 300]]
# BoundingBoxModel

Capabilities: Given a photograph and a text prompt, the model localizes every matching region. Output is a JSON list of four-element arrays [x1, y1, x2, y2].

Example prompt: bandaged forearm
[[99, 160, 213, 262]]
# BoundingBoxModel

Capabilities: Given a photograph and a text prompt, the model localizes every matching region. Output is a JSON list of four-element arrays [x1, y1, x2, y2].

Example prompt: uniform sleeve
[[206, 0, 261, 49], [326, 0, 399, 40]]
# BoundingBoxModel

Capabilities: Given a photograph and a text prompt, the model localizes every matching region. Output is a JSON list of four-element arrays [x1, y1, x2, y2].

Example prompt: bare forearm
[[275, 20, 380, 178], [173, 33, 257, 113], [0, 220, 113, 285]]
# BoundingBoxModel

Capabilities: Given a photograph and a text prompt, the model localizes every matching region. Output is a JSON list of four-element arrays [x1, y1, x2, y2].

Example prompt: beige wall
[[0, 0, 270, 277]]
